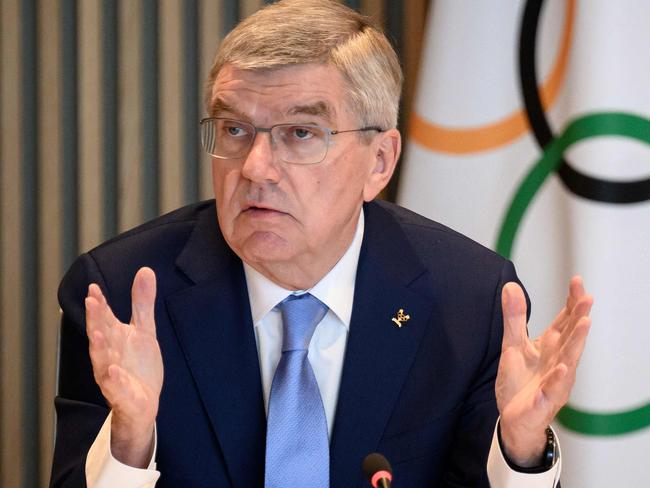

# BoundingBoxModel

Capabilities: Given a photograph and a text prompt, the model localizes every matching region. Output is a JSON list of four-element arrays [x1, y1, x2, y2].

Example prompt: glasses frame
[[199, 117, 384, 165]]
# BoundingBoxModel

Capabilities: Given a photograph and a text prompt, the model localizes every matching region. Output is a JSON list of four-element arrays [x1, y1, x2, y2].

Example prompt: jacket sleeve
[[49, 253, 111, 487], [439, 259, 529, 487]]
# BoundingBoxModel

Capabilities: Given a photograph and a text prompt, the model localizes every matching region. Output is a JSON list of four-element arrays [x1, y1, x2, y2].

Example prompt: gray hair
[[205, 0, 403, 130]]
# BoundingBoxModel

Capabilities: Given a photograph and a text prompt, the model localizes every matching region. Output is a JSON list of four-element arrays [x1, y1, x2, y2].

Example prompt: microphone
[[362, 452, 393, 488]]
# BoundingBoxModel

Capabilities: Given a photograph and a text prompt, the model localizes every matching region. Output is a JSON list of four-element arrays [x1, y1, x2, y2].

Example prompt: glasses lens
[[201, 118, 254, 159], [273, 125, 329, 164]]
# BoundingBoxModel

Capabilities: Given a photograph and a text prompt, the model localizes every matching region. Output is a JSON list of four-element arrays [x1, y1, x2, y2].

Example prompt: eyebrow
[[210, 98, 245, 119], [288, 102, 335, 124]]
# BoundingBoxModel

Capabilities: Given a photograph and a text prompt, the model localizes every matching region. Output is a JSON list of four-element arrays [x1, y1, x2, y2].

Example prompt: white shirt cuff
[[85, 411, 161, 488], [487, 420, 561, 487]]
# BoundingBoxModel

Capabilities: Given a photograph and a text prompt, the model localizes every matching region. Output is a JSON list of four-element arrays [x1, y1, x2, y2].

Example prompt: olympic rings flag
[[398, 0, 650, 486]]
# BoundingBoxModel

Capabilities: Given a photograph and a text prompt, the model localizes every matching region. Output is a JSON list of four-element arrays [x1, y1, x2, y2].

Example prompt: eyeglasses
[[199, 117, 383, 165]]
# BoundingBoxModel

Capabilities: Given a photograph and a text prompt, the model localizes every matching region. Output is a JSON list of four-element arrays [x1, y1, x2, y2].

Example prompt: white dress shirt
[[243, 208, 364, 437], [85, 209, 560, 487]]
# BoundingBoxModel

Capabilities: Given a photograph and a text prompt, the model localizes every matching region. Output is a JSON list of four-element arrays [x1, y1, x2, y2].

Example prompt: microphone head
[[362, 453, 393, 487]]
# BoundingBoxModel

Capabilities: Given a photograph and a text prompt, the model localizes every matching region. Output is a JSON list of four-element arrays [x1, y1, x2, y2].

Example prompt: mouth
[[241, 203, 288, 218]]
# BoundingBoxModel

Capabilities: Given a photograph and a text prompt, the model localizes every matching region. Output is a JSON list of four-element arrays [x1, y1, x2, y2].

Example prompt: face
[[208, 64, 399, 288]]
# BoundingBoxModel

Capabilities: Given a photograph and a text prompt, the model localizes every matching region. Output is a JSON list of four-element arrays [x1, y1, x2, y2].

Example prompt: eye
[[223, 123, 249, 137], [291, 126, 315, 140]]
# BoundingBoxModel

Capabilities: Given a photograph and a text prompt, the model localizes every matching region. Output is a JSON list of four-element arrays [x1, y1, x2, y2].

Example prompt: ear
[[363, 128, 402, 202]]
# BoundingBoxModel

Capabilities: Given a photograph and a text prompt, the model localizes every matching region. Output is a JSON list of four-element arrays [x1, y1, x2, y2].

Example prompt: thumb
[[501, 282, 528, 349], [131, 267, 157, 335]]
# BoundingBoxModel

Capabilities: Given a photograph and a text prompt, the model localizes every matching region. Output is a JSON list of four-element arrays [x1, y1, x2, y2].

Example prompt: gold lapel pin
[[391, 309, 410, 328]]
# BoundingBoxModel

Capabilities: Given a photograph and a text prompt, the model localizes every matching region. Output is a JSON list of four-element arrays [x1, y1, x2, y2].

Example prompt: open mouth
[[243, 205, 287, 217]]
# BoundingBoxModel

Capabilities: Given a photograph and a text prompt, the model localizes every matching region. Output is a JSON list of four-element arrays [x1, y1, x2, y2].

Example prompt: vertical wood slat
[[383, 0, 403, 63], [240, 0, 263, 19], [1, 0, 25, 485], [402, 0, 428, 130], [361, 0, 385, 25], [0, 4, 3, 483], [38, 0, 64, 484], [182, 0, 200, 205], [221, 0, 240, 34], [159, 0, 184, 215], [142, 0, 160, 221], [345, 0, 362, 11], [198, 0, 227, 200], [118, 0, 144, 233], [20, 1, 41, 485], [101, 0, 119, 239], [383, 0, 429, 200], [78, 0, 103, 253], [61, 0, 79, 269], [388, 0, 428, 201], [380, 0, 404, 201]]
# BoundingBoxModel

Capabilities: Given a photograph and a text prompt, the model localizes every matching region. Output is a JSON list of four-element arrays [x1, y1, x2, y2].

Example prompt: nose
[[240, 131, 281, 183]]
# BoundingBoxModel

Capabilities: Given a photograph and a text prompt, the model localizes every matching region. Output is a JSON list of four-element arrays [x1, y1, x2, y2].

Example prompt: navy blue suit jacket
[[50, 200, 525, 487]]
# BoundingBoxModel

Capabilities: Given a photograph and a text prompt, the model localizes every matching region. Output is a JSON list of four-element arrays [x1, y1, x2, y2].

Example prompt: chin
[[237, 231, 297, 265]]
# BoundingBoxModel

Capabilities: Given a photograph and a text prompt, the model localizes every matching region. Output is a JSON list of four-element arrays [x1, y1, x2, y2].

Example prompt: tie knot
[[278, 293, 328, 352]]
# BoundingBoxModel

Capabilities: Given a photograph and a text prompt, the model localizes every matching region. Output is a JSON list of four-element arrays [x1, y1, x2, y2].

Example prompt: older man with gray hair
[[50, 1, 592, 487]]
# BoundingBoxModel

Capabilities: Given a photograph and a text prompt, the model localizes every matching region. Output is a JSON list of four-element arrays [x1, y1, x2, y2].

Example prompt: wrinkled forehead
[[208, 64, 354, 125], [210, 98, 336, 125]]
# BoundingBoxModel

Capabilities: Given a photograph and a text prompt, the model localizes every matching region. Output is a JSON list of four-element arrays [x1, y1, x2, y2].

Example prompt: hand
[[495, 276, 593, 466], [85, 267, 164, 467]]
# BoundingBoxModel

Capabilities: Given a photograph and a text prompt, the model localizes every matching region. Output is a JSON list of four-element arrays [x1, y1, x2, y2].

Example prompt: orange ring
[[409, 0, 574, 154]]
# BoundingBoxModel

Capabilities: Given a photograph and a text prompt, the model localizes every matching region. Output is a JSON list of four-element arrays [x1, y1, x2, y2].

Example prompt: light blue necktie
[[264, 293, 329, 488]]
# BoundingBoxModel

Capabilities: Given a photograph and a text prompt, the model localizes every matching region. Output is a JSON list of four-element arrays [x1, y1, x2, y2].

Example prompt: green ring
[[495, 112, 650, 435]]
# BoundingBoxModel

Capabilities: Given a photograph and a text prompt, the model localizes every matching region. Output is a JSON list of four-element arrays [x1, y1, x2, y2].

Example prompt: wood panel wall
[[0, 1, 428, 485]]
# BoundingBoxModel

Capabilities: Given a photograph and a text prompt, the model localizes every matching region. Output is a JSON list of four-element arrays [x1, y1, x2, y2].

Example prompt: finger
[[131, 267, 157, 335], [554, 281, 591, 334], [558, 316, 592, 370], [575, 294, 594, 318], [557, 293, 593, 338], [100, 364, 133, 409], [565, 276, 585, 312], [542, 317, 591, 408], [501, 282, 529, 349], [539, 364, 570, 408], [88, 283, 116, 320], [103, 364, 155, 419], [86, 284, 120, 331], [86, 290, 126, 381], [87, 329, 112, 378], [85, 294, 111, 336]]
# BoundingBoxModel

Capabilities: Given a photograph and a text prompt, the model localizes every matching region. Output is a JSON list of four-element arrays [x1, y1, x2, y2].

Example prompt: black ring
[[519, 0, 650, 203]]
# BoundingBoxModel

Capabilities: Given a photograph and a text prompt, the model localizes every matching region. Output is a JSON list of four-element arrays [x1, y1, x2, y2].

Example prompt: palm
[[86, 267, 163, 425], [495, 277, 592, 462]]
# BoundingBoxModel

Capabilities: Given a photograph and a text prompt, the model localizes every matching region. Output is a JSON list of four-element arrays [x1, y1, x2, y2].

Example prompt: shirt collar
[[243, 209, 364, 330]]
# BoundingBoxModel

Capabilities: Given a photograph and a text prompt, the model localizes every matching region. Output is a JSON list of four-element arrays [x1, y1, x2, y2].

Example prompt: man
[[50, 1, 592, 487]]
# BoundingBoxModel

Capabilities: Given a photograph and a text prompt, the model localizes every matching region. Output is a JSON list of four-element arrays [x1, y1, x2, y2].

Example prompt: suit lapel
[[330, 203, 437, 487], [166, 205, 266, 487]]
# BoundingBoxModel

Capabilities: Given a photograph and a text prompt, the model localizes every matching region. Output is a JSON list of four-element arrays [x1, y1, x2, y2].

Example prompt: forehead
[[209, 64, 351, 124]]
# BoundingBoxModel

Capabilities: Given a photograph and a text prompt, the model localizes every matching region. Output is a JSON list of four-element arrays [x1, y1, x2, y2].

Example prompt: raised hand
[[85, 267, 164, 467], [495, 276, 593, 466]]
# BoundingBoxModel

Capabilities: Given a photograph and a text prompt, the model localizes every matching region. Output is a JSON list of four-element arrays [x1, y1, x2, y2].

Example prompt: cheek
[[212, 165, 244, 233], [213, 165, 239, 205], [301, 168, 363, 228], [322, 155, 370, 202]]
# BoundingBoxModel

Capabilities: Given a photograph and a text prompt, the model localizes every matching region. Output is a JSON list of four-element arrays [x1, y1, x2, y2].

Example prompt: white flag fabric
[[398, 0, 650, 486]]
